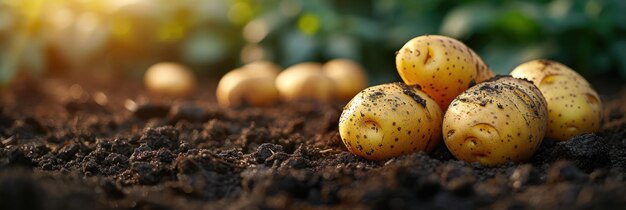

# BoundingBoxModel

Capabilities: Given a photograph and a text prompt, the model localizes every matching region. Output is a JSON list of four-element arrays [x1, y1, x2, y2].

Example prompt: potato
[[339, 83, 443, 160], [275, 62, 334, 102], [322, 59, 368, 101], [443, 76, 548, 166], [510, 59, 602, 141], [144, 62, 196, 97], [471, 49, 496, 82], [396, 35, 494, 110], [216, 67, 279, 107], [243, 60, 282, 78]]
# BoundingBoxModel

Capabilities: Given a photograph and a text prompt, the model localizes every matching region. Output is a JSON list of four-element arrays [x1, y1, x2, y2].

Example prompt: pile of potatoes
[[216, 59, 368, 107], [338, 35, 602, 166]]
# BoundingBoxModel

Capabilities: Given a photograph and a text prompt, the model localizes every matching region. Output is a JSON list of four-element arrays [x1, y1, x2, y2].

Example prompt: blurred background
[[1, 0, 625, 86]]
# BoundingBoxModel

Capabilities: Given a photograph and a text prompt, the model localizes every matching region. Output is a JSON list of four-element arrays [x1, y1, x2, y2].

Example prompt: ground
[[1, 76, 625, 210]]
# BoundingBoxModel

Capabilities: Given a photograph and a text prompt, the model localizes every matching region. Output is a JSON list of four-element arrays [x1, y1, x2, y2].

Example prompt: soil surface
[[1, 76, 626, 210]]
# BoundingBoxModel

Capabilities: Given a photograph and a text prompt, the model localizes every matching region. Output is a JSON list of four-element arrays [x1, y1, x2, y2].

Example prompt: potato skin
[[216, 67, 279, 107], [323, 59, 369, 101], [243, 60, 281, 78], [443, 76, 548, 166], [339, 83, 443, 160], [144, 62, 196, 97], [510, 59, 602, 141], [396, 35, 494, 110], [275, 62, 334, 102]]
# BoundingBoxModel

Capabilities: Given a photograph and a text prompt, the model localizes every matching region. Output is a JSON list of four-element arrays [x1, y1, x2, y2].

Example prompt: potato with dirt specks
[[275, 62, 334, 102], [396, 35, 494, 110], [510, 59, 602, 141], [443, 76, 548, 166], [339, 83, 443, 160], [323, 59, 368, 101], [216, 64, 280, 107]]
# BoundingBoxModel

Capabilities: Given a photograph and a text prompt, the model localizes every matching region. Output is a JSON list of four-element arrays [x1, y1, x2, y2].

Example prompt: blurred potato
[[243, 60, 282, 78], [144, 62, 196, 97], [216, 62, 281, 107], [275, 62, 334, 102], [323, 59, 368, 101]]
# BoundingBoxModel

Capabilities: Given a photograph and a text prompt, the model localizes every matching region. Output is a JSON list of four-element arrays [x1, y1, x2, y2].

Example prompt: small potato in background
[[323, 59, 368, 101], [275, 62, 334, 102], [443, 76, 548, 166], [144, 62, 196, 97], [243, 60, 281, 78], [216, 61, 281, 107], [510, 59, 602, 141]]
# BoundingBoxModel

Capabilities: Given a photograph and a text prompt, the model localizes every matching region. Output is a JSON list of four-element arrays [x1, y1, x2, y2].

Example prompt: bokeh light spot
[[228, 1, 253, 25], [157, 21, 185, 43], [241, 44, 266, 64], [243, 19, 268, 43], [111, 17, 133, 41], [298, 13, 319, 36]]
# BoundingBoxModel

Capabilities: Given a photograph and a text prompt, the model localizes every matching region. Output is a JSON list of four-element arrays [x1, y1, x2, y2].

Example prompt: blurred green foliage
[[0, 0, 625, 85]]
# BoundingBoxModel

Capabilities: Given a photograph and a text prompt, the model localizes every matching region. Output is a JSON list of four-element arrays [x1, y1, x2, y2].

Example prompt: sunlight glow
[[298, 13, 320, 36], [228, 1, 254, 25], [1, 0, 44, 84]]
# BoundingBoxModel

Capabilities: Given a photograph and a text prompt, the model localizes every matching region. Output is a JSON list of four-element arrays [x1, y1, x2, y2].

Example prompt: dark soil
[[1, 76, 626, 210]]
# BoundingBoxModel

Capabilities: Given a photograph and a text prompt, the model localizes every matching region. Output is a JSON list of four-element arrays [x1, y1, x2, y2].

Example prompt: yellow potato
[[322, 59, 368, 101], [339, 83, 443, 160], [243, 60, 282, 78], [144, 62, 196, 97], [471, 48, 496, 82], [396, 35, 494, 110], [510, 59, 602, 141], [443, 76, 548, 166], [275, 62, 334, 102], [216, 67, 279, 107]]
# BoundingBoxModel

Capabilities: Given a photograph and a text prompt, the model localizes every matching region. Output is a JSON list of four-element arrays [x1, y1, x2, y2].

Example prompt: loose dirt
[[1, 76, 625, 210]]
